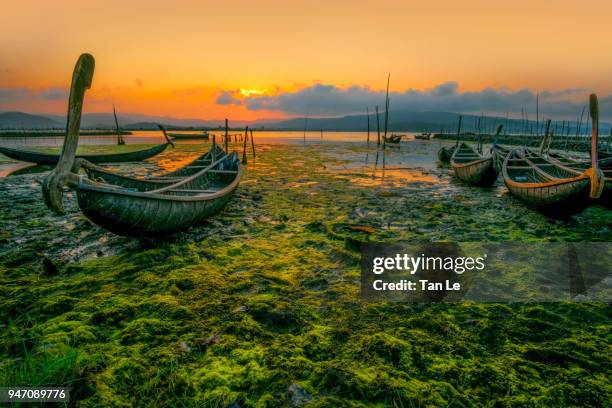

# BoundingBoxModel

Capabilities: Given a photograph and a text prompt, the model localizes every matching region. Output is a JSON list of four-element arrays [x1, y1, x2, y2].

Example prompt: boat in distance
[[167, 130, 210, 140], [0, 130, 174, 165]]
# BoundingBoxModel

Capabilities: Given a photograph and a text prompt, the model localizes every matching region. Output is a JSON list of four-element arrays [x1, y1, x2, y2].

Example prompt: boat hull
[[0, 143, 169, 165], [76, 185, 237, 237], [167, 133, 210, 140], [437, 146, 455, 163], [452, 157, 498, 186], [504, 177, 591, 216]]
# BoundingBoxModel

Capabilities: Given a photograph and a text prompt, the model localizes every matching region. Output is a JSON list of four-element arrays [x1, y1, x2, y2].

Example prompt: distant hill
[[0, 112, 62, 129], [261, 110, 612, 134], [3, 110, 609, 134]]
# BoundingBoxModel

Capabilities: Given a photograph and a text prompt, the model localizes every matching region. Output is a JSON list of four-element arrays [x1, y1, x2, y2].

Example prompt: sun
[[239, 88, 266, 97]]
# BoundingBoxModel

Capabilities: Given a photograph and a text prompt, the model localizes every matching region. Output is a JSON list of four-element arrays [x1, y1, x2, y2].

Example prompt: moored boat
[[0, 132, 173, 165], [501, 94, 604, 216], [167, 130, 210, 140], [42, 53, 243, 238], [450, 142, 498, 186]]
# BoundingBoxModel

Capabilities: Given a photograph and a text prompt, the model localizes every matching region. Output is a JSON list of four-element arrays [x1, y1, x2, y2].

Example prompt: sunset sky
[[1, 0, 611, 120]]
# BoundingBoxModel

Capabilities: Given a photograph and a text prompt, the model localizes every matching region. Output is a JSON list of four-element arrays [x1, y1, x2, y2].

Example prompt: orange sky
[[1, 0, 611, 119]]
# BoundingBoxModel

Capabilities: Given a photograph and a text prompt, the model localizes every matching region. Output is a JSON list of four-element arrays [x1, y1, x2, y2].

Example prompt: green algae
[[0, 141, 611, 406]]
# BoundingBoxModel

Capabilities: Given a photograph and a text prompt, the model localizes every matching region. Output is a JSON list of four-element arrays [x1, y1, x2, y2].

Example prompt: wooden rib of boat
[[0, 131, 173, 165], [41, 53, 242, 238], [81, 144, 225, 189], [167, 131, 210, 140], [502, 94, 604, 216], [450, 142, 498, 186]]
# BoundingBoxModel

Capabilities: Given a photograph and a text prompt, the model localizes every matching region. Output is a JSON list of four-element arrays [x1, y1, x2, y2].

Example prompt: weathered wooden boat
[[167, 130, 210, 140], [437, 145, 456, 163], [414, 132, 431, 140], [546, 152, 611, 209], [450, 142, 498, 186], [42, 53, 243, 238], [0, 131, 173, 165], [384, 134, 403, 144], [501, 94, 604, 216]]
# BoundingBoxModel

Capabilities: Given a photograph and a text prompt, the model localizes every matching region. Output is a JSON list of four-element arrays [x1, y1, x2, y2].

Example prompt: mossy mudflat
[[0, 141, 610, 407]]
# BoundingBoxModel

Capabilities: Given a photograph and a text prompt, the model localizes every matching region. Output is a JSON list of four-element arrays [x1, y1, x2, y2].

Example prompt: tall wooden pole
[[303, 114, 308, 145], [250, 129, 255, 158], [224, 118, 229, 151], [375, 105, 381, 146], [242, 126, 248, 164], [366, 107, 370, 146], [113, 104, 124, 145], [383, 73, 390, 142]]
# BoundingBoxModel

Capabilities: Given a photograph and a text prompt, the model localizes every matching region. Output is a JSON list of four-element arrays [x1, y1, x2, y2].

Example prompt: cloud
[[0, 87, 29, 101], [39, 87, 69, 100], [235, 82, 610, 120], [0, 86, 69, 102], [215, 90, 242, 105]]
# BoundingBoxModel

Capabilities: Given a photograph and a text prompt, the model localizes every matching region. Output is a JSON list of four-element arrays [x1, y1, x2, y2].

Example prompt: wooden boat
[[437, 145, 456, 163], [546, 152, 612, 209], [384, 134, 403, 144], [42, 54, 242, 238], [167, 130, 210, 140], [0, 130, 173, 165], [414, 132, 431, 140], [450, 142, 498, 186], [501, 94, 604, 216]]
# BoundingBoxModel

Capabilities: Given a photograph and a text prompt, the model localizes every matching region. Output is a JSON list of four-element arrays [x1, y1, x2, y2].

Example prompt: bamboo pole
[[224, 118, 229, 151], [383, 73, 390, 143], [250, 129, 255, 159], [242, 127, 248, 165], [535, 93, 539, 137], [455, 115, 462, 146], [113, 104, 125, 145], [366, 107, 370, 146], [303, 114, 308, 145], [375, 105, 381, 146]]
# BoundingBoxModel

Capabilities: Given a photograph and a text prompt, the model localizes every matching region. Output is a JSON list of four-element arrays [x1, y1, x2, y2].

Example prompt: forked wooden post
[[250, 129, 255, 159], [242, 126, 248, 165], [42, 53, 95, 214], [224, 118, 229, 151], [587, 94, 604, 199]]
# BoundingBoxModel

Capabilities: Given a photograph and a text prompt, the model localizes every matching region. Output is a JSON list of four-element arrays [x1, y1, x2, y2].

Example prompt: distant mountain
[[261, 110, 612, 134], [3, 110, 609, 134], [42, 113, 227, 129], [0, 112, 62, 129]]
